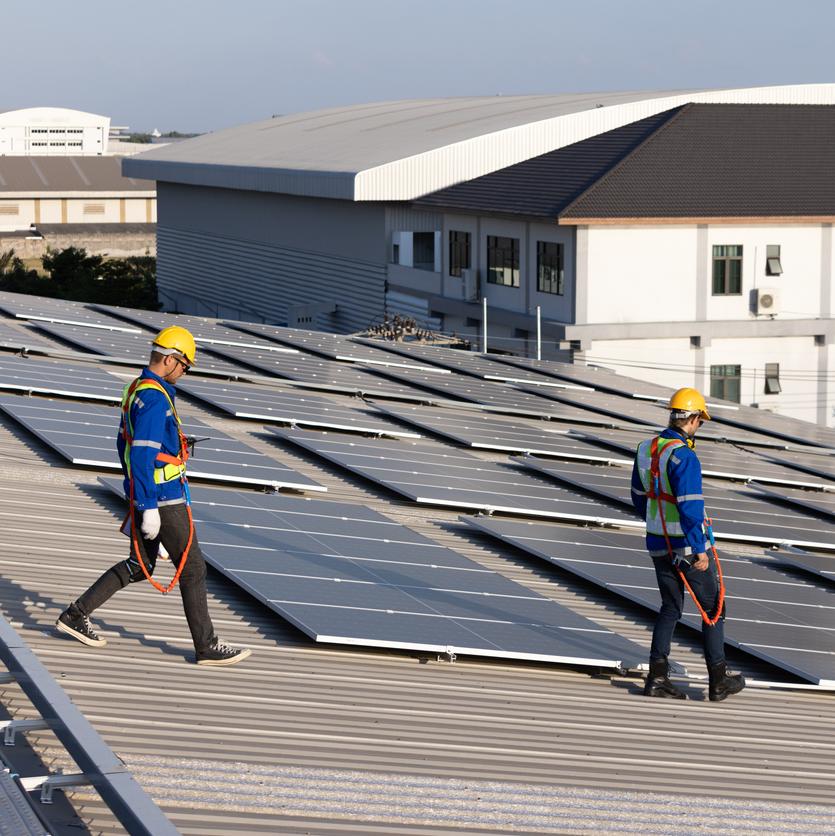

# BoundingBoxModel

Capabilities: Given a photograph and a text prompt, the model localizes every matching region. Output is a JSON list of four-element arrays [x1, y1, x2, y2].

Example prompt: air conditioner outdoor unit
[[755, 287, 779, 315], [460, 269, 479, 301]]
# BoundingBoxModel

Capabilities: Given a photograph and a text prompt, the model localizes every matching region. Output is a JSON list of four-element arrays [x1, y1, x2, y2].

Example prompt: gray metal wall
[[155, 183, 388, 332]]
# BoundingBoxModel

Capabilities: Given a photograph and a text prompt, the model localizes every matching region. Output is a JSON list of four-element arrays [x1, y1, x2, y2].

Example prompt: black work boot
[[643, 658, 687, 699], [708, 661, 745, 702], [195, 638, 252, 667]]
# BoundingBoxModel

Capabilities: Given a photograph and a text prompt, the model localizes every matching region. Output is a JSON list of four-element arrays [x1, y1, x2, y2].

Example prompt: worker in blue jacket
[[56, 326, 251, 667], [631, 387, 744, 701]]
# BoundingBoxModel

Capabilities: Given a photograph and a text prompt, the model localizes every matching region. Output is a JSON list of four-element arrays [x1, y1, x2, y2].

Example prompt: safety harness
[[647, 436, 726, 626], [120, 377, 194, 594]]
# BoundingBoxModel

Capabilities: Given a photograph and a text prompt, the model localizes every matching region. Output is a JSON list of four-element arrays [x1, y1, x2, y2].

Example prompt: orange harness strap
[[648, 436, 726, 626], [121, 377, 194, 595]]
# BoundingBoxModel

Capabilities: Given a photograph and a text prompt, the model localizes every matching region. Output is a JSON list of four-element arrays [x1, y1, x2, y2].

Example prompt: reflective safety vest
[[120, 378, 189, 485], [635, 436, 686, 538]]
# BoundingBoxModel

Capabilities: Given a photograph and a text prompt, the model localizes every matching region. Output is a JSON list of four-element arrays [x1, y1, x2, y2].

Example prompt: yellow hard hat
[[668, 387, 710, 420], [152, 325, 197, 366]]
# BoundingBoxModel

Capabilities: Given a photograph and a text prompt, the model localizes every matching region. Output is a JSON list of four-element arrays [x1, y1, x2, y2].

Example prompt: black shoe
[[643, 658, 687, 699], [195, 639, 251, 667], [56, 606, 107, 647], [708, 662, 745, 702]]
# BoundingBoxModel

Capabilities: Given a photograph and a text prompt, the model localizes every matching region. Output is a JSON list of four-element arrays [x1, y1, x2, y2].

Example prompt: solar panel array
[[516, 455, 835, 551], [0, 291, 141, 332], [0, 355, 124, 402], [464, 518, 835, 686], [0, 395, 326, 492], [99, 477, 645, 670], [6, 298, 835, 685], [0, 321, 56, 354], [32, 321, 256, 378], [178, 379, 420, 437], [270, 428, 640, 525]]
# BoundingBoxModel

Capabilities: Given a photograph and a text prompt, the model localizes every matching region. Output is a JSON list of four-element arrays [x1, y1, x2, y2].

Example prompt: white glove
[[140, 508, 161, 540]]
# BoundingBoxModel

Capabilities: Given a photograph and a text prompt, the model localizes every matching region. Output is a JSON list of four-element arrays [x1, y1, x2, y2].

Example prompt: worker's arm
[[126, 389, 168, 510], [630, 453, 648, 518], [667, 447, 707, 556]]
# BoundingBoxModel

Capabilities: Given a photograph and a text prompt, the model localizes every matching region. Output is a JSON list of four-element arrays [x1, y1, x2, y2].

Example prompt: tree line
[[0, 247, 159, 310]]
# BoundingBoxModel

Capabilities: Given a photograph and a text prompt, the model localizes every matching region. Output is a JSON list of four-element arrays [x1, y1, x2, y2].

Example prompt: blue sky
[[3, 0, 833, 132]]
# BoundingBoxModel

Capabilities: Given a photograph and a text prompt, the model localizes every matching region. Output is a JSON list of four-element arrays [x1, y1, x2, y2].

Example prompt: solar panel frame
[[98, 477, 646, 669], [269, 428, 641, 526], [178, 378, 421, 438], [516, 455, 835, 552], [767, 545, 835, 586], [464, 516, 835, 686], [745, 446, 835, 485], [0, 395, 326, 492]]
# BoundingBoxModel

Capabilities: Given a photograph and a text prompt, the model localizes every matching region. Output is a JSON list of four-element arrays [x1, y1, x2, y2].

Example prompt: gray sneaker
[[56, 607, 107, 647], [196, 639, 251, 667]]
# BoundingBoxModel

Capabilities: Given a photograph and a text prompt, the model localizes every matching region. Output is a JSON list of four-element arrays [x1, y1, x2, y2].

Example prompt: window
[[537, 241, 564, 294], [449, 230, 471, 277], [486, 235, 520, 287], [83, 203, 106, 215], [710, 364, 741, 403], [712, 245, 742, 295], [413, 232, 435, 271], [0, 204, 19, 215], [766, 244, 783, 276], [764, 362, 781, 394]]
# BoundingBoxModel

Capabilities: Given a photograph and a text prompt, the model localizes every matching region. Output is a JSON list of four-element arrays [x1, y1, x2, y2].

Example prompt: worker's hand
[[692, 552, 709, 571], [140, 508, 161, 540]]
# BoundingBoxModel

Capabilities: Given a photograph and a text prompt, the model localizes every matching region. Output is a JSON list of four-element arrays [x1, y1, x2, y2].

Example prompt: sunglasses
[[172, 356, 190, 374]]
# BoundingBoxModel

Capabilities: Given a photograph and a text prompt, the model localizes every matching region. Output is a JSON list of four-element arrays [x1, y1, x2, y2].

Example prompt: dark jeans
[[74, 504, 215, 653], [650, 551, 725, 667]]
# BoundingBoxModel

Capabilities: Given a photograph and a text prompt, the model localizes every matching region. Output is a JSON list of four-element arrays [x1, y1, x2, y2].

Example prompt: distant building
[[124, 84, 835, 425], [0, 107, 111, 156]]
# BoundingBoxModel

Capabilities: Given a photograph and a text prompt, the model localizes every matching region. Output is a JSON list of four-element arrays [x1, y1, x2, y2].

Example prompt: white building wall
[[0, 108, 109, 156], [584, 226, 699, 323], [584, 337, 696, 392]]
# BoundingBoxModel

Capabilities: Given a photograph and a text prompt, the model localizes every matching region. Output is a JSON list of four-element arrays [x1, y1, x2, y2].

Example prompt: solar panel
[[0, 355, 124, 402], [227, 323, 446, 371], [352, 339, 592, 390], [192, 342, 433, 402], [516, 455, 835, 551], [464, 517, 835, 686], [98, 476, 645, 670], [746, 446, 835, 485], [0, 395, 326, 492], [0, 321, 56, 354], [574, 426, 833, 489], [370, 364, 619, 424], [178, 378, 420, 438], [32, 322, 257, 379], [747, 482, 835, 520], [372, 401, 628, 462], [269, 428, 640, 526], [713, 404, 835, 450], [89, 306, 301, 352], [768, 545, 835, 586], [0, 291, 142, 332]]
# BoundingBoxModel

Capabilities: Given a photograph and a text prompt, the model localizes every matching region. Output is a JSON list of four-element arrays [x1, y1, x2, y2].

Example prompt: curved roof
[[123, 84, 835, 201], [0, 107, 109, 128]]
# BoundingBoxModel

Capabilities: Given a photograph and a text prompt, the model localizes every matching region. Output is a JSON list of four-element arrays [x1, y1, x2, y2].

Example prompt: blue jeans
[[650, 552, 726, 667]]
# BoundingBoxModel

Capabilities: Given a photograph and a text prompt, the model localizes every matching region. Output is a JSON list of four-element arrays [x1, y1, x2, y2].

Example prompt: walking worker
[[56, 326, 251, 667], [631, 387, 744, 701]]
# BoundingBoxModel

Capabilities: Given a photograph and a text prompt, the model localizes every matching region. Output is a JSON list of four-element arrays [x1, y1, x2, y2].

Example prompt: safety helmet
[[152, 325, 197, 366], [668, 387, 710, 420]]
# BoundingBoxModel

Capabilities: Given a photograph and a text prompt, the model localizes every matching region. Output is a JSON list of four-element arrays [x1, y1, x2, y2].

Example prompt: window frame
[[486, 235, 520, 288], [764, 362, 781, 395], [710, 364, 742, 403], [712, 245, 743, 295], [536, 240, 564, 295], [449, 230, 471, 278]]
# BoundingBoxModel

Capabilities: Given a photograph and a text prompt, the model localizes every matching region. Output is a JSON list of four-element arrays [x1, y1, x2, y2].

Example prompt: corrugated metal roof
[[123, 84, 835, 201], [0, 350, 833, 833], [0, 156, 154, 195]]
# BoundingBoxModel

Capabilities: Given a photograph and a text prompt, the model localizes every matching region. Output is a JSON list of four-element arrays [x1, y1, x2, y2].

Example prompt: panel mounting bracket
[[437, 646, 457, 664]]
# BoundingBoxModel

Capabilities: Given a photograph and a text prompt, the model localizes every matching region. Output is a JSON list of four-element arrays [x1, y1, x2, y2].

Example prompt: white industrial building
[[124, 84, 835, 426], [0, 107, 112, 156]]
